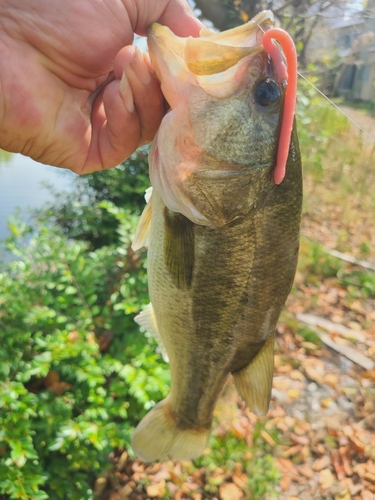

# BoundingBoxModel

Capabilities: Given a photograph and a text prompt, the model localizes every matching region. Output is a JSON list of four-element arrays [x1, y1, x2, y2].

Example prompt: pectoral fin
[[164, 209, 195, 290], [132, 196, 152, 251], [232, 333, 275, 416], [134, 303, 169, 362]]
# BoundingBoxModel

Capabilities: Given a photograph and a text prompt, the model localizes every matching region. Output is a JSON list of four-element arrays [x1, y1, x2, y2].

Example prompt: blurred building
[[306, 2, 375, 101]]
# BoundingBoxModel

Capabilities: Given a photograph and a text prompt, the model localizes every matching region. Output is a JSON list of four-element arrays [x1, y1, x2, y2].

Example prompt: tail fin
[[131, 399, 211, 462]]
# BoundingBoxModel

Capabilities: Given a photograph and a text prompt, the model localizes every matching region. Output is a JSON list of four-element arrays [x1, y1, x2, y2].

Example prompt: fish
[[130, 10, 302, 462]]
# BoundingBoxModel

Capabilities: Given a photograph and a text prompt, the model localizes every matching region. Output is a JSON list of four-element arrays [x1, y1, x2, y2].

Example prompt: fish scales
[[131, 11, 302, 462]]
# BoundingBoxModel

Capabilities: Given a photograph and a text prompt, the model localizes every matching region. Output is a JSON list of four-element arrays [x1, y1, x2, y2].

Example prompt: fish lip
[[147, 10, 275, 80]]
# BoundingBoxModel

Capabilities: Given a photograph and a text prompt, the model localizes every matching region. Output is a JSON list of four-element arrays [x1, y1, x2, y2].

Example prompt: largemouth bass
[[131, 10, 302, 462]]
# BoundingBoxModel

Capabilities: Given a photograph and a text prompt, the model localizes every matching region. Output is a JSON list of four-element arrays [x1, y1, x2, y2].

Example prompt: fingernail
[[144, 52, 155, 74], [130, 47, 151, 85], [120, 71, 134, 113]]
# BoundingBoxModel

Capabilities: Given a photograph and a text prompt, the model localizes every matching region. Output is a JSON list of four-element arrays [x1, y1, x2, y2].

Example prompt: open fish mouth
[[147, 10, 275, 106], [148, 11, 273, 77]]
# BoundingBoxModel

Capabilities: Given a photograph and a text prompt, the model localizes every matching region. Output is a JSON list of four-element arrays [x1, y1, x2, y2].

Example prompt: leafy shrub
[[41, 148, 150, 249], [0, 212, 169, 500]]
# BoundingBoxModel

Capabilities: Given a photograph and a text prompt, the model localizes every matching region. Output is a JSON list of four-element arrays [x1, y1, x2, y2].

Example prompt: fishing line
[[297, 71, 375, 143]]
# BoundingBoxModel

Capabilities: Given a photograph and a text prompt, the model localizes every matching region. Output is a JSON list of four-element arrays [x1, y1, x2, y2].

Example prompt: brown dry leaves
[[97, 130, 375, 499]]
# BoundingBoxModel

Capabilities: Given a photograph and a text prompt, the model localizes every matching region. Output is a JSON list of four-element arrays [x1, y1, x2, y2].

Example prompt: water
[[0, 152, 76, 241]]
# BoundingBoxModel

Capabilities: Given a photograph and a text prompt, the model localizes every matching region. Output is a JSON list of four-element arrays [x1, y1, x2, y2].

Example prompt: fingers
[[133, 0, 204, 37], [157, 0, 205, 37], [120, 47, 166, 145], [83, 46, 165, 173]]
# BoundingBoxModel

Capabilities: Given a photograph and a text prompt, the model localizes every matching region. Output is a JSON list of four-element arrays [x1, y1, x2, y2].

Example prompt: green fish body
[[131, 10, 302, 462]]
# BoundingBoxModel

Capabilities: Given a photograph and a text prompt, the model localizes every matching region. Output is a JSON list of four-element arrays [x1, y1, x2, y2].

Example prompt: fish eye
[[255, 79, 280, 108]]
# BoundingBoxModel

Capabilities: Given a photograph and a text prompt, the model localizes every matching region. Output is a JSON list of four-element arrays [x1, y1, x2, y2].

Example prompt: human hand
[[0, 0, 203, 174]]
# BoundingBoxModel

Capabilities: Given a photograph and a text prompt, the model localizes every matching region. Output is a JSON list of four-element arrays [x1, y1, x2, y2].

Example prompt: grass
[[333, 96, 375, 115], [297, 81, 375, 263]]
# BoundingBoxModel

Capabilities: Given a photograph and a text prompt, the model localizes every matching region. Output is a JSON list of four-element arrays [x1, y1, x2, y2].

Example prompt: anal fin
[[232, 333, 275, 416], [134, 303, 169, 362]]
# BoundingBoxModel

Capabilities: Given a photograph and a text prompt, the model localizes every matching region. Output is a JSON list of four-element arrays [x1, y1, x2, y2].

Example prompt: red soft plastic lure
[[262, 28, 297, 185]]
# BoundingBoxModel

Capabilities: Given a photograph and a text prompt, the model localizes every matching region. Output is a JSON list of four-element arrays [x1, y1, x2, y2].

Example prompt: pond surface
[[0, 152, 76, 242]]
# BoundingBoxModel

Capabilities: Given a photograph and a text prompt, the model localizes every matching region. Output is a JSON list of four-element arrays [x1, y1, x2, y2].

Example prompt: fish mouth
[[147, 10, 274, 103]]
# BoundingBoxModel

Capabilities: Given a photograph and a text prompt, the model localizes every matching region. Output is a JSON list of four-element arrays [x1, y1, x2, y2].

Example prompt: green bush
[[0, 211, 169, 500], [42, 149, 150, 249]]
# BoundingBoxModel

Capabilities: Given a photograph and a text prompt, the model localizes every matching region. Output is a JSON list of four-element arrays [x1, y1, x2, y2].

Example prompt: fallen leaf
[[118, 483, 134, 499], [319, 469, 335, 489], [284, 416, 296, 428], [232, 420, 247, 439], [116, 451, 129, 472], [300, 445, 310, 462], [294, 421, 311, 435], [313, 455, 331, 472], [353, 461, 375, 482], [360, 370, 375, 381], [260, 430, 276, 446], [232, 474, 246, 490], [146, 479, 166, 498], [301, 341, 319, 350], [166, 482, 179, 497], [219, 482, 243, 500], [273, 378, 289, 390], [339, 446, 353, 477], [94, 477, 107, 497], [290, 433, 309, 446], [321, 397, 334, 408], [324, 373, 339, 388], [334, 489, 351, 500], [287, 389, 301, 398], [299, 465, 314, 479], [283, 445, 302, 457], [331, 449, 346, 481], [348, 435, 365, 454], [278, 363, 294, 373], [109, 493, 120, 500], [361, 490, 374, 500], [290, 370, 306, 382], [364, 471, 375, 483], [304, 366, 325, 385], [276, 458, 298, 476], [280, 476, 291, 491]]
